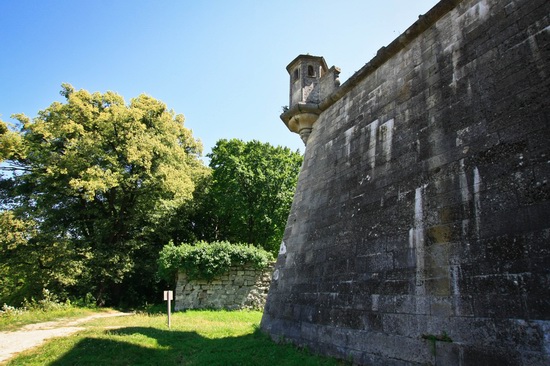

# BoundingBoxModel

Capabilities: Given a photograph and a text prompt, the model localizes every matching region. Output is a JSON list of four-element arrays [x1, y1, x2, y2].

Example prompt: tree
[[0, 84, 208, 305], [0, 119, 24, 163], [202, 139, 303, 254]]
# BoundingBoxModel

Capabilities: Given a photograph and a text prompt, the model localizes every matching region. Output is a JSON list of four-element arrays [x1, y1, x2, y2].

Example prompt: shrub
[[158, 241, 274, 281], [22, 288, 68, 311], [0, 303, 27, 318]]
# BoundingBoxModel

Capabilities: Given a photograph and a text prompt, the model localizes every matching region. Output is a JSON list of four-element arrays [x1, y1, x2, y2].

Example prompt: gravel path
[[0, 311, 132, 364]]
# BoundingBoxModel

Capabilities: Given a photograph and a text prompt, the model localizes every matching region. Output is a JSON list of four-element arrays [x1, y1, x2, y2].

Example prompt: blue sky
[[0, 1, 439, 158]]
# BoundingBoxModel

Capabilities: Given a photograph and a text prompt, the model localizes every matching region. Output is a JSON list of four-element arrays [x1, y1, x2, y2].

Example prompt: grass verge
[[0, 307, 103, 332], [6, 310, 346, 365]]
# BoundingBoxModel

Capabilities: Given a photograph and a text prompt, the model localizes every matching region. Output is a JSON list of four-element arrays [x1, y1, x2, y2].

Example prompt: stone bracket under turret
[[280, 103, 321, 145]]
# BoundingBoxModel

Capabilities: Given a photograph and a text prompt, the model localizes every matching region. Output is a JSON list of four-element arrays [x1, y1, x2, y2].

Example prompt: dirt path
[[0, 311, 132, 364]]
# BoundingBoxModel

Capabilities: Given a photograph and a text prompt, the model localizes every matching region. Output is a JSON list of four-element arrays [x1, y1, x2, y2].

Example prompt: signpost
[[163, 290, 173, 328]]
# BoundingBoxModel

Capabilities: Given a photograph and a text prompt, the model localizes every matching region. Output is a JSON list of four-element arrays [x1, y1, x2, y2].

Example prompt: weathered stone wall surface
[[261, 0, 550, 364], [175, 264, 272, 311]]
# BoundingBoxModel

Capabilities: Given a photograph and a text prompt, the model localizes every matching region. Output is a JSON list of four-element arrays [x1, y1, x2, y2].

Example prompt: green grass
[[0, 307, 102, 332], [6, 310, 346, 366]]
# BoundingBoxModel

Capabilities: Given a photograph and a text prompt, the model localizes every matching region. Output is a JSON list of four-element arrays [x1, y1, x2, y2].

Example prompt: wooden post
[[163, 290, 173, 328]]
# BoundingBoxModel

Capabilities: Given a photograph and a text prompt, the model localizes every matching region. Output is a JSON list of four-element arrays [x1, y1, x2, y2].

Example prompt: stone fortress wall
[[261, 0, 550, 364]]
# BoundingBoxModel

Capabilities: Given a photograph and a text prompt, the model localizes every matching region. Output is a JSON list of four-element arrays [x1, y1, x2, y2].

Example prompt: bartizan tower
[[280, 55, 340, 145]]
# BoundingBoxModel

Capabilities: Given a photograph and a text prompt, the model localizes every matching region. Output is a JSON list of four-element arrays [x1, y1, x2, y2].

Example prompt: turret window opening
[[293, 69, 300, 82], [307, 65, 315, 77]]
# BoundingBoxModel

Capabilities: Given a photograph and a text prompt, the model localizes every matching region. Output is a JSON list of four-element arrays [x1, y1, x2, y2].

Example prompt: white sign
[[164, 290, 173, 328]]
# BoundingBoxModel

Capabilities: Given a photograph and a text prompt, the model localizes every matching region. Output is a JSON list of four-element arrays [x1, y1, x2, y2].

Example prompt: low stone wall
[[174, 264, 273, 311]]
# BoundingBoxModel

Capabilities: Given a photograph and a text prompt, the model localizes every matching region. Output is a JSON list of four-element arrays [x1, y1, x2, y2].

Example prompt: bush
[[1, 288, 73, 319], [158, 241, 274, 282], [0, 303, 27, 318], [22, 288, 69, 311]]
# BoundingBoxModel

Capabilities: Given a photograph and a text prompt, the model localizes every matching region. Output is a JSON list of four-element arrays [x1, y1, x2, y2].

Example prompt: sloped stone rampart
[[175, 264, 273, 311], [262, 0, 550, 364]]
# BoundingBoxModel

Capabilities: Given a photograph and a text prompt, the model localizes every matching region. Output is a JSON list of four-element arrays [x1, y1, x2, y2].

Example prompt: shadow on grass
[[49, 326, 341, 366]]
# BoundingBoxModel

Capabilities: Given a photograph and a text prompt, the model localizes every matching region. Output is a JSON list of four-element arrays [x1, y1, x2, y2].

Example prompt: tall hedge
[[158, 241, 274, 282]]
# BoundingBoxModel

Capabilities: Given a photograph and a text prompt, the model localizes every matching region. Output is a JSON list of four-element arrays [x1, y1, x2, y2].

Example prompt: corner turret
[[287, 54, 327, 106], [281, 55, 340, 145]]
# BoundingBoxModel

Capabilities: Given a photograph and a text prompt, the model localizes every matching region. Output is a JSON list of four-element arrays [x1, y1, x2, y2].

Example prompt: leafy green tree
[[0, 84, 207, 305], [202, 139, 302, 254], [0, 119, 24, 162]]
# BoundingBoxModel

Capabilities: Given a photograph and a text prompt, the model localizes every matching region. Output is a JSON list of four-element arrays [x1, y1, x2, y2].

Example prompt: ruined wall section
[[262, 0, 550, 364]]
